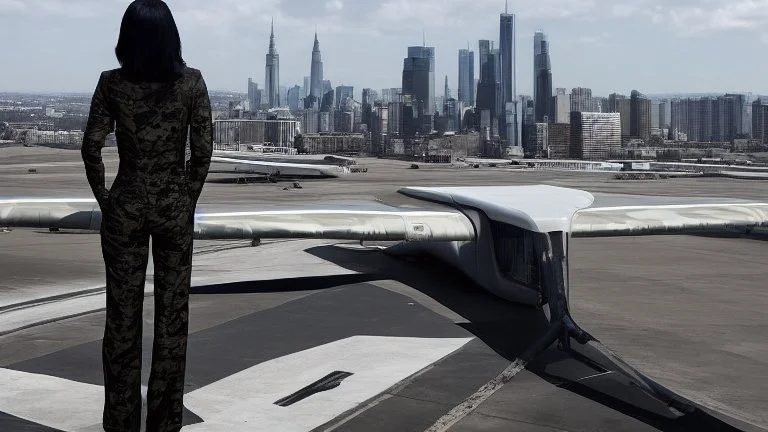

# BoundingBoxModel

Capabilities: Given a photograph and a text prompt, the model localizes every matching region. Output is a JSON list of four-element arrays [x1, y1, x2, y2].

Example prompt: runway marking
[[182, 336, 471, 431], [424, 359, 527, 432], [0, 368, 104, 431], [0, 336, 472, 432]]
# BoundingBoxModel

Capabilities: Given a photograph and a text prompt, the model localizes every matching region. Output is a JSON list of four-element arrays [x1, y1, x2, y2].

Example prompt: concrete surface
[[0, 147, 766, 431]]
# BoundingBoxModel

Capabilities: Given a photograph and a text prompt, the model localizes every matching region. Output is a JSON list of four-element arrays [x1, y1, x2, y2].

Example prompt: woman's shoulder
[[181, 66, 204, 82], [96, 67, 204, 86], [97, 68, 120, 82]]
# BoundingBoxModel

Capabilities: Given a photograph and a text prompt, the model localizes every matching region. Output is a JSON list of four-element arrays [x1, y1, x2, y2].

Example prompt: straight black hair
[[115, 0, 186, 83]]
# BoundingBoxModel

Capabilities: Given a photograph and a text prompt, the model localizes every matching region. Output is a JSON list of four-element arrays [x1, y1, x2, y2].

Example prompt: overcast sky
[[1, 0, 767, 98]]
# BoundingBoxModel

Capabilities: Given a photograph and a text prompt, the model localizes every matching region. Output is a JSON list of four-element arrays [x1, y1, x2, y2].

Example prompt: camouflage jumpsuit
[[81, 67, 213, 432]]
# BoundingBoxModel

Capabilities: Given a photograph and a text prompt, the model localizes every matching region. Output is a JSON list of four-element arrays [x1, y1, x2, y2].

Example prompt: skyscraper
[[608, 93, 630, 137], [476, 40, 494, 113], [362, 88, 374, 130], [630, 90, 651, 143], [478, 40, 491, 81], [444, 75, 450, 100], [402, 45, 435, 136], [309, 32, 324, 107], [303, 76, 311, 99], [533, 31, 552, 123], [719, 94, 745, 141], [248, 78, 260, 111], [476, 40, 502, 136], [570, 87, 593, 113], [278, 85, 288, 108], [458, 48, 475, 106], [752, 99, 768, 145], [264, 19, 280, 109], [335, 85, 354, 110], [407, 46, 435, 116], [521, 97, 535, 155], [670, 95, 744, 142], [499, 5, 518, 147], [659, 101, 667, 129], [287, 85, 301, 111]]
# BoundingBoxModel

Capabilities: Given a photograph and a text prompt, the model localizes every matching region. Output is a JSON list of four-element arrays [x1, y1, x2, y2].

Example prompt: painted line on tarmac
[[423, 359, 527, 432]]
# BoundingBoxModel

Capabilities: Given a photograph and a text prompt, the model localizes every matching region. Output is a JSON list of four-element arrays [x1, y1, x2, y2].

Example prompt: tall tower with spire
[[265, 19, 280, 108], [309, 32, 324, 108]]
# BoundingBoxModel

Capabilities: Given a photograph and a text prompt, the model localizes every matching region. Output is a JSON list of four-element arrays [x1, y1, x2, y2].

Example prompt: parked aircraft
[[210, 151, 352, 178]]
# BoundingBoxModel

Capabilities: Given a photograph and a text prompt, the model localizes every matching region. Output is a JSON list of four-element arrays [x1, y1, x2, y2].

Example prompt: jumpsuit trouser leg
[[101, 198, 150, 432], [145, 200, 194, 432]]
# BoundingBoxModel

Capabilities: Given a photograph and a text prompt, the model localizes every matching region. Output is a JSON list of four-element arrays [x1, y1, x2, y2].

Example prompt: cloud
[[0, 0, 101, 17], [570, 33, 611, 46], [326, 0, 343, 12], [663, 0, 768, 34], [10, 0, 765, 42], [165, 0, 280, 38], [368, 0, 604, 34], [0, 0, 24, 11], [516, 0, 598, 18], [612, 3, 642, 17]]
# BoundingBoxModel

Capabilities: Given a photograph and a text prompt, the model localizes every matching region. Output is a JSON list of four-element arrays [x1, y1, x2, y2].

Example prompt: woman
[[81, 1, 212, 431]]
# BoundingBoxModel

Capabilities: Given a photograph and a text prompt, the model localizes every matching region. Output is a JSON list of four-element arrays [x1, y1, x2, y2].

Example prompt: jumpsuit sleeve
[[81, 71, 114, 208], [186, 71, 213, 203]]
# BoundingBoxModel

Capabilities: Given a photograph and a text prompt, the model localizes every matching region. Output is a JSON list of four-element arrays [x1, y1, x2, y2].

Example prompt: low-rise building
[[570, 112, 621, 160], [302, 133, 366, 154], [213, 119, 300, 149]]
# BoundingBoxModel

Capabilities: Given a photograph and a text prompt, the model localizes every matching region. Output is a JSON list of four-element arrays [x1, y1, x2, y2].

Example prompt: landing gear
[[532, 231, 733, 430]]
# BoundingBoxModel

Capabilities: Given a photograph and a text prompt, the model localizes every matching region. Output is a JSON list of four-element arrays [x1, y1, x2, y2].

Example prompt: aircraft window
[[490, 220, 541, 290]]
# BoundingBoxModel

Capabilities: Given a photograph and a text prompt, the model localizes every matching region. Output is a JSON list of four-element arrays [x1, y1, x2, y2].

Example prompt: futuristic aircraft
[[1, 185, 767, 431], [210, 151, 352, 178]]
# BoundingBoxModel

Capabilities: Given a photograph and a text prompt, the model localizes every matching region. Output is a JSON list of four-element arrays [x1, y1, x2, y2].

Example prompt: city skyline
[[2, 0, 768, 96]]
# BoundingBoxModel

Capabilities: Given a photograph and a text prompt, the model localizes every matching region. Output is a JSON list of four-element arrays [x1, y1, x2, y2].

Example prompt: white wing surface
[[572, 194, 768, 237], [0, 199, 475, 242]]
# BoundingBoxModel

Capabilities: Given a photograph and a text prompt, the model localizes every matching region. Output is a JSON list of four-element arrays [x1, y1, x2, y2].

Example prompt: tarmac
[[0, 146, 766, 431]]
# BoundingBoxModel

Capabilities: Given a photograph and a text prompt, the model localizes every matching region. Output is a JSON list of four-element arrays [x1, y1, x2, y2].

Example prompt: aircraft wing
[[571, 194, 768, 237], [3, 187, 767, 242], [0, 198, 475, 242]]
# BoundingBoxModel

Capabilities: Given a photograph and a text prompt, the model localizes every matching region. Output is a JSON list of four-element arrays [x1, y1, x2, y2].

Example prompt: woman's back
[[105, 67, 202, 172], [81, 65, 212, 205]]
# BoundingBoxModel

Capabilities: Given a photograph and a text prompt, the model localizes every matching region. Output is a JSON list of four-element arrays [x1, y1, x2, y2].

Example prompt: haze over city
[[1, 0, 767, 96]]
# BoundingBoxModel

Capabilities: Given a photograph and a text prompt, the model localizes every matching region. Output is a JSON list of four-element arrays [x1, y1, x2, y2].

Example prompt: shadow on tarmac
[[299, 245, 750, 432], [185, 243, 751, 431]]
